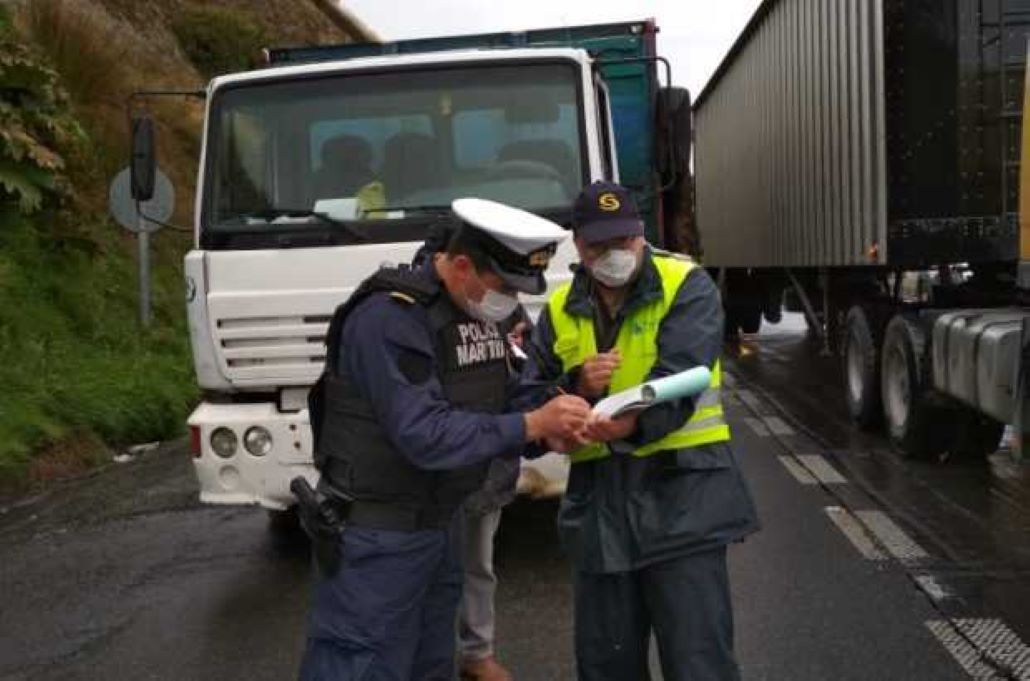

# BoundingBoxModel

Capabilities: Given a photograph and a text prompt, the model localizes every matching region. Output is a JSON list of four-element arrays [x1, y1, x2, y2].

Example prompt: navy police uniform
[[299, 198, 566, 681]]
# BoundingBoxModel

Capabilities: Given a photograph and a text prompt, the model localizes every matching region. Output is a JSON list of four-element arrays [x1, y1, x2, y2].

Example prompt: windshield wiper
[[213, 208, 371, 242], [374, 203, 452, 214]]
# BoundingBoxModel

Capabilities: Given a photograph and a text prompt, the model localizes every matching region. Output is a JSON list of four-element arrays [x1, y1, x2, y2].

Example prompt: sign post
[[108, 167, 173, 327]]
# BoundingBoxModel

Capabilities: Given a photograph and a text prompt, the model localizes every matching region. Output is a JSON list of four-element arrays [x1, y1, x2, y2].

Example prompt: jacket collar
[[563, 246, 663, 318]]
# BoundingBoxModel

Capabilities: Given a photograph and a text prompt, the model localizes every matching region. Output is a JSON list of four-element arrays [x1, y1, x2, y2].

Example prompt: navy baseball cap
[[572, 181, 645, 244]]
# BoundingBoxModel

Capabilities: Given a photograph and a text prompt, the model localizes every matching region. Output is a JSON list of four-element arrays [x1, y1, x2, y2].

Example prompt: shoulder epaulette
[[389, 291, 417, 304]]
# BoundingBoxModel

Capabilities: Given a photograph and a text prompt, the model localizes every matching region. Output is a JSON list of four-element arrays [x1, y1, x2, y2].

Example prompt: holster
[[290, 477, 348, 579]]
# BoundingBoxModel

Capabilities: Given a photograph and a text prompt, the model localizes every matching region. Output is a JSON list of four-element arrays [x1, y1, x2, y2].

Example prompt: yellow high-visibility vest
[[548, 254, 730, 464]]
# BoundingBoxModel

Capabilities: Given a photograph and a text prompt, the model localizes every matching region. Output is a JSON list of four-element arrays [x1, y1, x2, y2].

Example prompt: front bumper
[[187, 402, 317, 510], [187, 401, 572, 510]]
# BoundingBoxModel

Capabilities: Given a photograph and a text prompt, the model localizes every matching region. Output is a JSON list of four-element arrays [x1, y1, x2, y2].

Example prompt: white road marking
[[763, 415, 795, 436], [854, 510, 929, 562], [824, 507, 886, 560], [926, 620, 1003, 679], [736, 389, 764, 412], [777, 456, 817, 484], [796, 455, 847, 485], [952, 618, 1030, 679], [915, 575, 950, 602], [928, 618, 1030, 680], [743, 417, 770, 437]]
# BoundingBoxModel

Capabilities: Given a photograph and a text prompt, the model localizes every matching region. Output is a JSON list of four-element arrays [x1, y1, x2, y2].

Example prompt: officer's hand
[[525, 395, 591, 442], [576, 350, 621, 398], [583, 411, 639, 443], [543, 428, 593, 453], [507, 321, 530, 349]]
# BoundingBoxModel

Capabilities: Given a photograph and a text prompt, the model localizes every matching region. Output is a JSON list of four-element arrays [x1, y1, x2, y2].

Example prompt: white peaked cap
[[451, 198, 568, 254]]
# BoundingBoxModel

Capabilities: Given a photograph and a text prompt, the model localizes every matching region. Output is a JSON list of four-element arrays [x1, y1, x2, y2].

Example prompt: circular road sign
[[108, 166, 175, 233]]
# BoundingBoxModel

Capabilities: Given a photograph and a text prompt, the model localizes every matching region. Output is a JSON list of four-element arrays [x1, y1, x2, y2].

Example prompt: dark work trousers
[[298, 514, 463, 681], [574, 547, 741, 681]]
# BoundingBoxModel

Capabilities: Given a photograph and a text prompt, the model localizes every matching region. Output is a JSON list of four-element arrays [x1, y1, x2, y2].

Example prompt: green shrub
[[0, 209, 196, 484], [172, 5, 268, 80], [0, 10, 81, 213]]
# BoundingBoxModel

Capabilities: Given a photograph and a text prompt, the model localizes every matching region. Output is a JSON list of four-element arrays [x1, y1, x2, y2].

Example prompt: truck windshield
[[202, 61, 584, 248]]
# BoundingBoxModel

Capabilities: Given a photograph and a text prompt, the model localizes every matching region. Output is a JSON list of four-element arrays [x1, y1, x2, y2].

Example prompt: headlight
[[210, 428, 238, 458], [244, 426, 273, 457]]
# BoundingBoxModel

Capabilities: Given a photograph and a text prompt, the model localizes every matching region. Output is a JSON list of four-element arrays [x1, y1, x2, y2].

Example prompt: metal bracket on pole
[[786, 269, 829, 354]]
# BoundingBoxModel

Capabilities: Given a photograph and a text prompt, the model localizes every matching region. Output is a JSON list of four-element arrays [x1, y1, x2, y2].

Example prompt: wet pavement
[[1, 314, 1029, 679]]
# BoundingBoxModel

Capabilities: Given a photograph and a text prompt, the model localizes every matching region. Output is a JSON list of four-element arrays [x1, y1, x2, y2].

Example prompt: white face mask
[[590, 248, 639, 287], [465, 283, 519, 323]]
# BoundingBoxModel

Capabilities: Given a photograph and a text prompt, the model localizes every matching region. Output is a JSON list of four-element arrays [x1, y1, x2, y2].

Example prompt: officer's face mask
[[463, 272, 519, 323], [590, 248, 640, 288]]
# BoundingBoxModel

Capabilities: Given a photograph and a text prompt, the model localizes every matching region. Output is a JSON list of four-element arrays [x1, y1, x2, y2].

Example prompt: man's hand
[[544, 434, 588, 453], [583, 411, 639, 443], [525, 395, 591, 442], [576, 350, 621, 398]]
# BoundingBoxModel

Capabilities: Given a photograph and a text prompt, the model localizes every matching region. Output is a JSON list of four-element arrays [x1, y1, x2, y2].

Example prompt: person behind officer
[[529, 182, 760, 681], [456, 308, 530, 681], [299, 197, 590, 681]]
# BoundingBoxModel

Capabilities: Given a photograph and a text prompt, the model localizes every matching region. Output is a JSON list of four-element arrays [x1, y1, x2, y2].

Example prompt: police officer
[[529, 182, 760, 681], [300, 197, 590, 681]]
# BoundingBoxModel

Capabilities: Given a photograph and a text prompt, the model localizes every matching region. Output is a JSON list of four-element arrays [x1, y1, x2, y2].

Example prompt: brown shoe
[[460, 655, 513, 681]]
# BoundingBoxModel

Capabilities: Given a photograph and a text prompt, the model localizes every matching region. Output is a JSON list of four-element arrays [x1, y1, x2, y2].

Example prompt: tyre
[[843, 306, 881, 428], [880, 315, 947, 459]]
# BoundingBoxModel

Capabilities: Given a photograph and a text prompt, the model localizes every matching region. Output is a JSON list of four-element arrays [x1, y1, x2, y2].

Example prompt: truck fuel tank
[[932, 310, 1029, 426]]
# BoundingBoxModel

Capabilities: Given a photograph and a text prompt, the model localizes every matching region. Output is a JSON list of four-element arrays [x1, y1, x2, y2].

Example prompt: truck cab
[[182, 22, 685, 509]]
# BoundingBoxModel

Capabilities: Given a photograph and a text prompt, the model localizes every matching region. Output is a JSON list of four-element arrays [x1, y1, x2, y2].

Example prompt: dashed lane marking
[[854, 510, 929, 563], [735, 389, 763, 412], [796, 455, 847, 485], [777, 456, 817, 484], [762, 415, 795, 436], [928, 618, 1030, 680], [926, 620, 1004, 679], [743, 417, 770, 437], [915, 575, 950, 602], [824, 507, 886, 560]]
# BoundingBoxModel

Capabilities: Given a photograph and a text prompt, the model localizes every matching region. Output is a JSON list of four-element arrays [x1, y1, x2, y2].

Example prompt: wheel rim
[[846, 329, 864, 405], [884, 345, 910, 432]]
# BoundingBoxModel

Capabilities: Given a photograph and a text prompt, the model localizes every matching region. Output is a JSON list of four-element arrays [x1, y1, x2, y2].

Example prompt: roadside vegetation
[[0, 0, 345, 494]]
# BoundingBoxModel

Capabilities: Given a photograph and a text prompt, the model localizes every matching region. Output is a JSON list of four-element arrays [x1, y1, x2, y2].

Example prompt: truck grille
[[216, 315, 331, 370]]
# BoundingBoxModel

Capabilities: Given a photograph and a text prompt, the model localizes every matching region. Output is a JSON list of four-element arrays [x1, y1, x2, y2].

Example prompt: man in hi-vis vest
[[529, 182, 759, 681]]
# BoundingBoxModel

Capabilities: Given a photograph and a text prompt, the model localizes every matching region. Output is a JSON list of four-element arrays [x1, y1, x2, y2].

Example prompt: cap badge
[[598, 192, 621, 212], [528, 249, 552, 268]]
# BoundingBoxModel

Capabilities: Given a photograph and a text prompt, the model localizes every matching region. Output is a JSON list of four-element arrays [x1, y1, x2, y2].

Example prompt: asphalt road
[[2, 315, 1028, 680]]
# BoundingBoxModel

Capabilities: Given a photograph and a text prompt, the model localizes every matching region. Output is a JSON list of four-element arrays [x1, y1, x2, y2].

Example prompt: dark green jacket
[[530, 249, 760, 573]]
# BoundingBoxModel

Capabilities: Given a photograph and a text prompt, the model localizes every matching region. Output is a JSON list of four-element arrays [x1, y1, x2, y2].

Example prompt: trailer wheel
[[843, 306, 881, 428], [880, 315, 944, 459]]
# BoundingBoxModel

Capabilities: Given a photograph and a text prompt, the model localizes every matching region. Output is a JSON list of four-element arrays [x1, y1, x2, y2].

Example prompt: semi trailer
[[694, 0, 1029, 458]]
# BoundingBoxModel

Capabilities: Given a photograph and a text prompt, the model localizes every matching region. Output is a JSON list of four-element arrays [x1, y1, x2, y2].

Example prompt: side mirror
[[130, 115, 156, 202], [658, 86, 692, 184]]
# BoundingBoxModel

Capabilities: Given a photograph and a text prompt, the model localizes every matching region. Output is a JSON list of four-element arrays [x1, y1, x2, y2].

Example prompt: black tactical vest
[[308, 266, 513, 527]]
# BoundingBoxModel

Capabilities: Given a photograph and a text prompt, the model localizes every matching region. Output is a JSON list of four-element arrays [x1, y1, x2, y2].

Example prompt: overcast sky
[[342, 0, 764, 98]]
